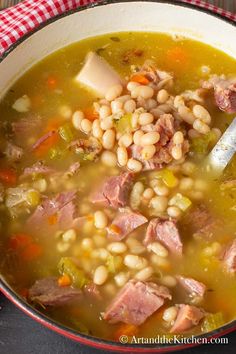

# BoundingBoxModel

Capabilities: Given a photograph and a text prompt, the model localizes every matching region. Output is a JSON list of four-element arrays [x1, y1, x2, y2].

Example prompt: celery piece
[[106, 255, 123, 273], [115, 114, 132, 134], [26, 190, 41, 207], [201, 312, 224, 332], [59, 124, 74, 143], [155, 169, 178, 188], [49, 146, 63, 160], [191, 131, 216, 155], [169, 193, 192, 211], [58, 257, 88, 288]]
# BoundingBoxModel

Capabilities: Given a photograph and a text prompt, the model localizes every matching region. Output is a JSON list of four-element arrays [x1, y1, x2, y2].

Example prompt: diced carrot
[[58, 274, 72, 287], [83, 107, 99, 121], [0, 168, 17, 186], [47, 75, 58, 89], [45, 117, 64, 132], [107, 224, 121, 235], [130, 74, 150, 85], [166, 46, 189, 65], [34, 131, 59, 157], [20, 288, 29, 299], [114, 324, 139, 341], [21, 243, 43, 262], [8, 233, 33, 250], [48, 213, 58, 225]]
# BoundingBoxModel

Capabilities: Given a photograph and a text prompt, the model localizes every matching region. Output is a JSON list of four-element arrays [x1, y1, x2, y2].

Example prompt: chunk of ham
[[103, 280, 171, 325], [32, 130, 57, 151], [23, 161, 55, 177], [29, 277, 82, 306], [76, 52, 124, 97], [203, 76, 236, 113], [107, 209, 148, 240], [170, 305, 204, 333], [91, 172, 134, 208], [129, 145, 163, 171], [176, 276, 206, 298], [5, 142, 23, 162], [144, 218, 183, 256], [27, 190, 77, 231], [222, 239, 236, 274]]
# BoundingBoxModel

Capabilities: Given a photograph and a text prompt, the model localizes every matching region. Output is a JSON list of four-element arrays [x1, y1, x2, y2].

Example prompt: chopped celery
[[191, 131, 216, 155], [169, 193, 192, 211], [76, 151, 96, 162], [155, 169, 178, 188], [26, 190, 41, 207], [201, 312, 224, 332], [59, 124, 74, 143], [106, 255, 123, 273], [115, 114, 132, 134], [58, 257, 88, 288], [49, 146, 63, 160]]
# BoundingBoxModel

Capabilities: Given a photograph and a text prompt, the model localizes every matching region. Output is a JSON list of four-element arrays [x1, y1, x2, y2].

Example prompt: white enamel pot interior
[[0, 0, 236, 352]]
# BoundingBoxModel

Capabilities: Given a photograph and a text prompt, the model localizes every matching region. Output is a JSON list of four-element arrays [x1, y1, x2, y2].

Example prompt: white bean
[[124, 99, 136, 113], [93, 265, 108, 285], [133, 130, 144, 145], [163, 306, 178, 323], [127, 81, 140, 91], [138, 85, 154, 99], [139, 112, 154, 125], [193, 104, 211, 124], [178, 105, 195, 124], [181, 161, 196, 175], [193, 118, 210, 135], [150, 196, 168, 212], [81, 119, 92, 134], [154, 184, 169, 197], [102, 129, 116, 150], [81, 238, 94, 250], [143, 188, 154, 200], [114, 272, 130, 287], [124, 255, 148, 270], [100, 115, 114, 130], [179, 177, 194, 191], [135, 266, 153, 281], [157, 89, 169, 104], [101, 151, 117, 167], [141, 132, 160, 146], [173, 131, 184, 144], [105, 84, 123, 101], [99, 105, 111, 119], [147, 242, 168, 257], [92, 119, 103, 139], [108, 242, 127, 254], [171, 145, 183, 160], [160, 275, 177, 287], [126, 238, 146, 255], [72, 110, 84, 130], [146, 98, 158, 110], [127, 158, 142, 172], [59, 105, 71, 120], [94, 211, 108, 229], [118, 133, 133, 147], [111, 100, 123, 114], [167, 206, 182, 219], [117, 146, 128, 167], [62, 229, 77, 243], [141, 145, 156, 160]]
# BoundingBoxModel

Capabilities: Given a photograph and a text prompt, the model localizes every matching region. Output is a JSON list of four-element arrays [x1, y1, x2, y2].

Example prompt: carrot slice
[[8, 233, 33, 250], [47, 75, 58, 89], [114, 324, 139, 341], [130, 74, 150, 85], [21, 243, 43, 262], [0, 168, 17, 186], [58, 274, 72, 287], [83, 107, 99, 121]]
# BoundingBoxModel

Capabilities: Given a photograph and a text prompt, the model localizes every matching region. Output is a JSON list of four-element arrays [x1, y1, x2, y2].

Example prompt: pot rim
[[0, 0, 236, 352]]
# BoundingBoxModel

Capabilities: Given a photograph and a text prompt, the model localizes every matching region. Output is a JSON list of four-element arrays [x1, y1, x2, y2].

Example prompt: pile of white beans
[[70, 69, 221, 173]]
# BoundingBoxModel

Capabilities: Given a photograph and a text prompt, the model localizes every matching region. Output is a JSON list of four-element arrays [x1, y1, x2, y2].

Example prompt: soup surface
[[0, 32, 236, 342]]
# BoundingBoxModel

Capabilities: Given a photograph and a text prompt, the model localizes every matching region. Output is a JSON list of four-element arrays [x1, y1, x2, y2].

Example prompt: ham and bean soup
[[0, 32, 236, 341]]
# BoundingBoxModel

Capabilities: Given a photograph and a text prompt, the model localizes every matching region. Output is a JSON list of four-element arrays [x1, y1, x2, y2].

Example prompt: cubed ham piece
[[203, 76, 236, 113], [91, 172, 134, 208], [29, 277, 82, 306], [76, 52, 124, 97], [103, 280, 171, 325], [176, 276, 206, 298], [23, 161, 55, 177], [27, 190, 77, 230], [183, 204, 221, 240], [222, 239, 236, 273], [170, 305, 204, 333], [5, 142, 23, 162], [144, 218, 183, 256], [107, 209, 148, 240], [84, 282, 101, 300], [129, 144, 163, 171]]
